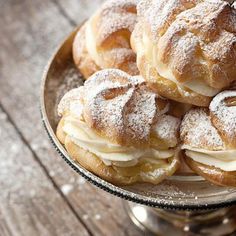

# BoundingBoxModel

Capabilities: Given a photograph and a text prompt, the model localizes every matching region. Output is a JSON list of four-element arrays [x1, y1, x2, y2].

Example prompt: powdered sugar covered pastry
[[131, 0, 236, 106], [57, 69, 180, 185], [73, 0, 139, 79], [181, 90, 236, 186]]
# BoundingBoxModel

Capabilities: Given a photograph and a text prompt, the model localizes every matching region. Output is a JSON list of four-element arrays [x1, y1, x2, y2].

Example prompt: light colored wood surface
[[0, 0, 143, 235]]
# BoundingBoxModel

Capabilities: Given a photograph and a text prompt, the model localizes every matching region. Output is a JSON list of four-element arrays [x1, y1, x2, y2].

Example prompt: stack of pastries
[[57, 0, 236, 186]]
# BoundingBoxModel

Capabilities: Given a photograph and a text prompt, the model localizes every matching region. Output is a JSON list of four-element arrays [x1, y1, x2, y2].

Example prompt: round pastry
[[131, 0, 236, 106], [180, 90, 236, 187], [57, 69, 181, 185], [73, 0, 139, 79]]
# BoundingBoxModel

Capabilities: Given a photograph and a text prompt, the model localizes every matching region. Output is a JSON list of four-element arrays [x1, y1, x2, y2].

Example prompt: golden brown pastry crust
[[181, 91, 236, 150], [131, 21, 212, 106], [73, 0, 139, 78], [210, 91, 236, 148], [185, 156, 236, 187], [131, 0, 236, 106]]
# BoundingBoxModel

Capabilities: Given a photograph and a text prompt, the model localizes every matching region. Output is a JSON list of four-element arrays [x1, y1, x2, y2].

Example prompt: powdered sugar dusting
[[83, 69, 167, 144], [137, 0, 194, 38], [136, 0, 236, 87], [124, 84, 157, 140], [57, 69, 181, 147], [58, 87, 84, 117], [98, 0, 138, 44], [210, 90, 236, 142], [154, 115, 180, 147], [180, 108, 224, 150]]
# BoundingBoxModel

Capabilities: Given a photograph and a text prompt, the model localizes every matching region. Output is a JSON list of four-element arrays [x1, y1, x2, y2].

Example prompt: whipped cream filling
[[63, 116, 175, 167], [141, 32, 220, 97], [86, 14, 103, 68], [182, 145, 236, 171]]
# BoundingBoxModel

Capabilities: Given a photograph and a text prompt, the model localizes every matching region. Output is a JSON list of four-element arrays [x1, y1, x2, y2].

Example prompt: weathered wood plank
[[52, 0, 104, 25], [0, 0, 142, 235], [0, 108, 90, 236]]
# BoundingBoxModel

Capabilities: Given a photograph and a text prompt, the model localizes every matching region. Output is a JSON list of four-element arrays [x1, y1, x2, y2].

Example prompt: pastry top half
[[180, 90, 236, 172], [131, 0, 236, 106], [58, 69, 180, 148], [73, 0, 139, 78]]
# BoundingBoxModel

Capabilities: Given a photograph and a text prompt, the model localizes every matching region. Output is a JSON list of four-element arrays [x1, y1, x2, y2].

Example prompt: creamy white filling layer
[[182, 145, 236, 171], [63, 116, 174, 167], [141, 32, 220, 97], [85, 14, 102, 68]]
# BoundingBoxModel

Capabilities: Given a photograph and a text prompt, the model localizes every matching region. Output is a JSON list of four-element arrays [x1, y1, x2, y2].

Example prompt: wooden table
[[0, 1, 143, 235]]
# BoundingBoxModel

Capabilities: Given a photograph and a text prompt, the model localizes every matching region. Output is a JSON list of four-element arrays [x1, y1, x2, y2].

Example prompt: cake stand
[[40, 29, 236, 236]]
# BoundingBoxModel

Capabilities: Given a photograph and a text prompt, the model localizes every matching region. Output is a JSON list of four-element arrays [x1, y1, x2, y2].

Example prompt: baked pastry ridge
[[131, 0, 236, 106], [180, 90, 236, 186], [57, 69, 181, 185], [73, 0, 139, 78]]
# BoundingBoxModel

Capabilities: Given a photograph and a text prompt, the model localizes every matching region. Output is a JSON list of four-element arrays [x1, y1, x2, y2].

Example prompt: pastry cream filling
[[140, 31, 220, 97], [182, 145, 236, 171], [86, 14, 103, 68], [63, 116, 175, 167]]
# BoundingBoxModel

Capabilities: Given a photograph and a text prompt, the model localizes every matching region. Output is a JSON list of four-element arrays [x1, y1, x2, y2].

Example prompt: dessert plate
[[40, 29, 236, 211]]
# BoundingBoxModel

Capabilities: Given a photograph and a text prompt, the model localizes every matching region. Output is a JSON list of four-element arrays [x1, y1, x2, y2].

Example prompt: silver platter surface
[[40, 28, 236, 211]]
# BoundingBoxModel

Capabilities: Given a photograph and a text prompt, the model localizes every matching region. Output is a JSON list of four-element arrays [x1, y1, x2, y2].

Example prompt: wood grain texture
[[0, 107, 90, 236], [0, 0, 142, 235]]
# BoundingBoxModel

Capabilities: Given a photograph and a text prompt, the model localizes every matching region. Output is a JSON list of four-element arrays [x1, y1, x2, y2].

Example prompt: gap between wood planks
[[0, 101, 94, 236], [50, 0, 78, 27]]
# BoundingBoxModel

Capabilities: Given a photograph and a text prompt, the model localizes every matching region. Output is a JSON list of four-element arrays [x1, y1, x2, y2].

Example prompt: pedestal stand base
[[124, 201, 236, 236]]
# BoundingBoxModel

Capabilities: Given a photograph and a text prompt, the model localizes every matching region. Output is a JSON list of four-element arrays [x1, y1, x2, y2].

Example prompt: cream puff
[[57, 69, 181, 185], [181, 91, 236, 187], [131, 0, 236, 106], [73, 0, 139, 79]]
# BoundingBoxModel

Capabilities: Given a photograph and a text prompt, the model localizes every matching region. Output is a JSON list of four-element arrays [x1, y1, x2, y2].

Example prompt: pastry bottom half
[[57, 118, 180, 185], [185, 155, 236, 187]]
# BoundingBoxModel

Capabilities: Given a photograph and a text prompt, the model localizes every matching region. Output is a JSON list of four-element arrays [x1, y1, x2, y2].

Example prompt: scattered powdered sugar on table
[[61, 184, 73, 195], [77, 176, 86, 185], [94, 214, 101, 220], [82, 214, 89, 220]]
